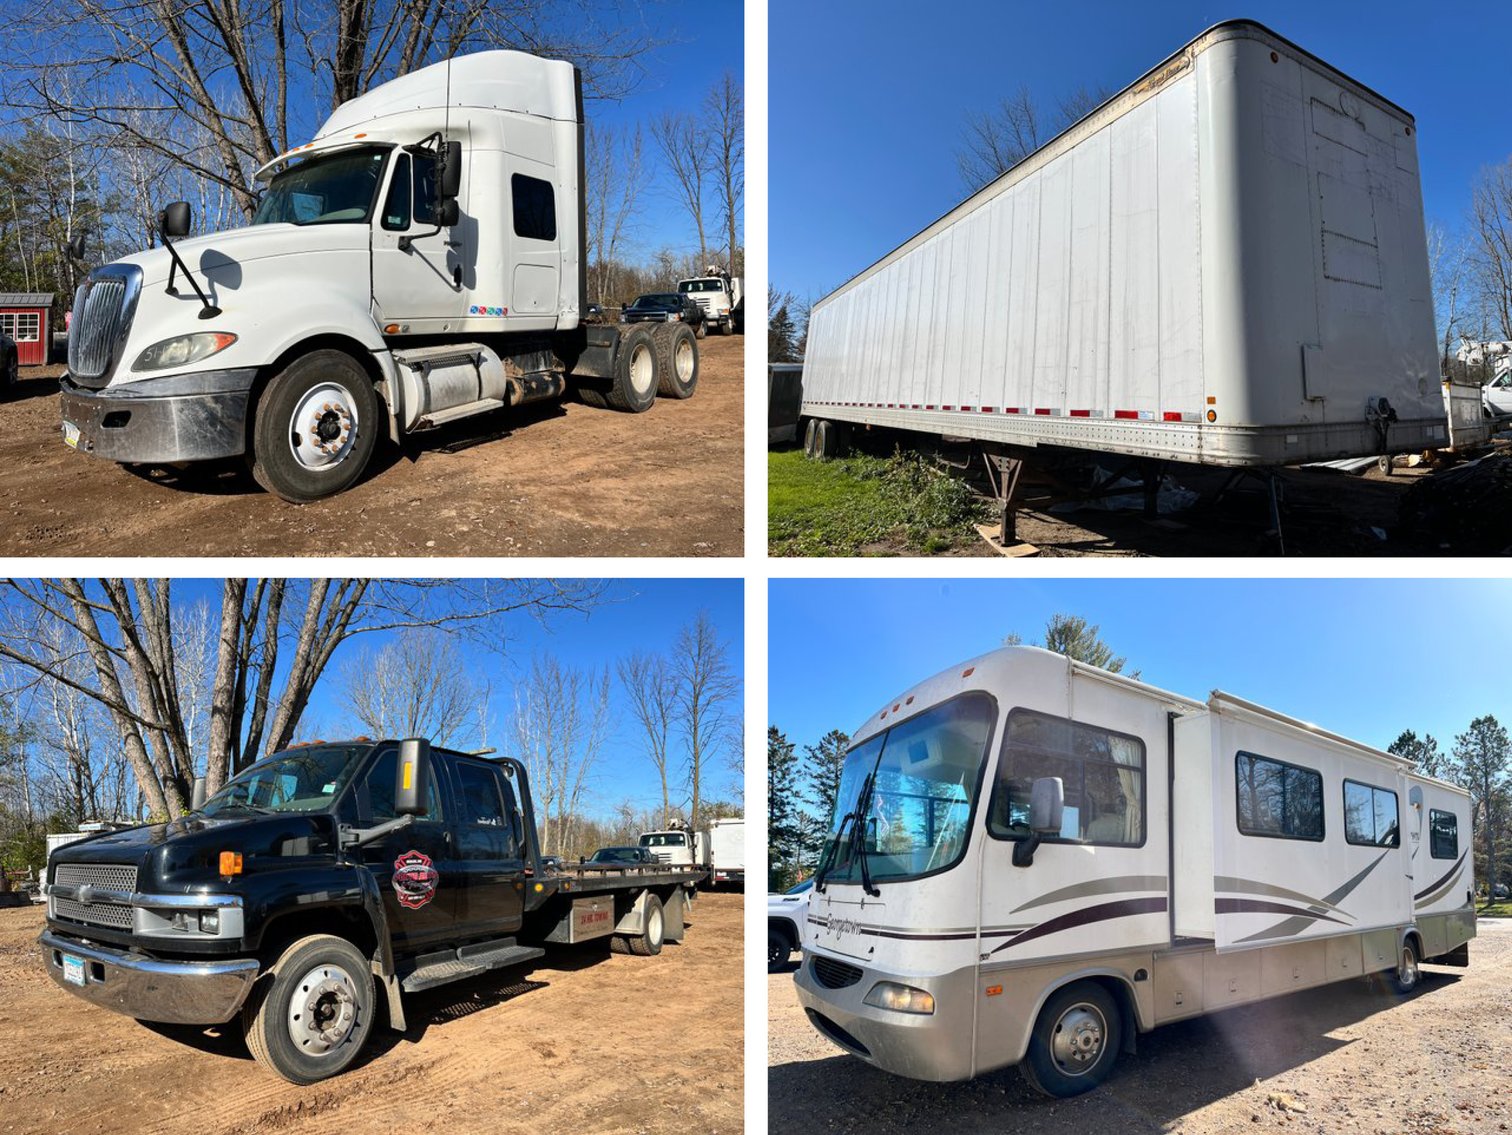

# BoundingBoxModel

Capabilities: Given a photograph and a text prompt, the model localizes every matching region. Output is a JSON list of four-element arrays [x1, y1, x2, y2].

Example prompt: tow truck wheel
[[250, 350, 380, 502], [1019, 981, 1122, 1098], [614, 893, 665, 957], [243, 934, 375, 1085], [652, 323, 699, 399]]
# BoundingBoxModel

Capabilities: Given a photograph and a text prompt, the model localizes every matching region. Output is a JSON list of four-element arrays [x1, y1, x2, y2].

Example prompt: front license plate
[[62, 421, 80, 449], [62, 953, 86, 986]]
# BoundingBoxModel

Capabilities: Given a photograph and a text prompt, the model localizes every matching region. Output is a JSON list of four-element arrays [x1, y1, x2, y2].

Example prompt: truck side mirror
[[1029, 777, 1064, 834], [395, 738, 432, 816], [67, 232, 87, 260], [435, 140, 462, 226], [191, 777, 206, 811], [159, 201, 191, 239]]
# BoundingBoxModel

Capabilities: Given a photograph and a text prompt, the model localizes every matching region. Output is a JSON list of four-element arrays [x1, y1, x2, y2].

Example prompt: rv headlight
[[132, 331, 239, 372], [863, 981, 935, 1015]]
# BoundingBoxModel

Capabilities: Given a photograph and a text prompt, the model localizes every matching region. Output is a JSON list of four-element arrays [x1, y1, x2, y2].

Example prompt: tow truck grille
[[52, 863, 138, 930], [811, 955, 864, 989]]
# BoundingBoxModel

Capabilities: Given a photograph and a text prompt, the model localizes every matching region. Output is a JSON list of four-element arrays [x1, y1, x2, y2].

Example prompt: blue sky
[[769, 578, 1512, 761], [770, 0, 1512, 304], [164, 579, 743, 816]]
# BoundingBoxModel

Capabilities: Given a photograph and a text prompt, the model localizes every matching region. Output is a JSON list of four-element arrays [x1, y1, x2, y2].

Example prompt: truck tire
[[250, 350, 380, 502], [652, 323, 699, 399], [767, 927, 793, 973], [720, 319, 734, 337], [242, 934, 375, 1085], [1019, 981, 1122, 1098], [619, 893, 665, 957], [814, 419, 839, 460], [1392, 938, 1420, 993], [579, 325, 659, 413], [802, 418, 818, 459], [2, 354, 15, 392], [694, 318, 707, 340]]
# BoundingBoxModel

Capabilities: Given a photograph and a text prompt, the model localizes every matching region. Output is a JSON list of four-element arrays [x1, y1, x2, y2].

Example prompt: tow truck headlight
[[131, 331, 239, 372], [199, 910, 220, 934], [864, 981, 936, 1015]]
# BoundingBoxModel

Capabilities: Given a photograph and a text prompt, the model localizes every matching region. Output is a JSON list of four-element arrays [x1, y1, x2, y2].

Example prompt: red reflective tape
[[924, 405, 935, 411], [1004, 407, 1020, 414], [941, 405, 954, 411], [1070, 409, 1091, 417], [1114, 410, 1138, 419], [1034, 408, 1052, 415], [1163, 411, 1183, 422], [959, 405, 974, 412], [981, 406, 996, 413]]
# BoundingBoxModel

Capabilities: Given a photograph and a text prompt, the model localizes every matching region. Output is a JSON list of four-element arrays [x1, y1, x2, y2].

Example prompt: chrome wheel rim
[[1399, 946, 1419, 990], [1050, 1002, 1107, 1076], [286, 961, 359, 1056], [628, 343, 655, 396], [674, 338, 695, 383], [289, 381, 358, 470]]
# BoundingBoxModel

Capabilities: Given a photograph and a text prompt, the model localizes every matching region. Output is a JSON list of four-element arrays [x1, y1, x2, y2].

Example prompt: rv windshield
[[251, 146, 391, 227], [820, 692, 996, 886]]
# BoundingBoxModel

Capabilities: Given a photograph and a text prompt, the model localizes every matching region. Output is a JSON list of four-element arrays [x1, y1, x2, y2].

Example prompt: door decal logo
[[393, 849, 439, 909]]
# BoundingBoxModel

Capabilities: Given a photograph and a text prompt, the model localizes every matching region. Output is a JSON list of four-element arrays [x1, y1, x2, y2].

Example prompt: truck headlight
[[199, 910, 219, 934], [132, 331, 239, 372], [863, 981, 935, 1015]]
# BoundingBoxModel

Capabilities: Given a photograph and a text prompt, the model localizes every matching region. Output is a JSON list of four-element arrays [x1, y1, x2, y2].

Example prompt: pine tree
[[803, 729, 851, 828], [1388, 729, 1449, 781], [1452, 715, 1510, 903], [767, 726, 803, 890]]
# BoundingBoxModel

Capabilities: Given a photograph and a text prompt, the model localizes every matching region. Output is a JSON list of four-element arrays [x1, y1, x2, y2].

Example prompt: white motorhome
[[677, 267, 743, 336], [60, 51, 699, 502], [796, 647, 1475, 1097], [799, 22, 1449, 491]]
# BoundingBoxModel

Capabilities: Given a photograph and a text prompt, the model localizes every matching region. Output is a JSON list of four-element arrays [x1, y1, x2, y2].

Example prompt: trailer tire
[[1393, 938, 1420, 993], [652, 323, 699, 399], [250, 350, 380, 502], [1019, 981, 1122, 1098], [242, 934, 375, 1085], [625, 893, 665, 957], [814, 419, 838, 460], [767, 927, 793, 973], [802, 418, 818, 459]]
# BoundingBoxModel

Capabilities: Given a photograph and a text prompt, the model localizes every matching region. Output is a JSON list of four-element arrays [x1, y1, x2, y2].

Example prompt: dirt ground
[[0, 335, 742, 558], [769, 919, 1512, 1133], [0, 892, 742, 1135]]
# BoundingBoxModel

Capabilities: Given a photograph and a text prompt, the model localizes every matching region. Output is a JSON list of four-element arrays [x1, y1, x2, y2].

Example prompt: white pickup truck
[[60, 51, 698, 502], [766, 879, 811, 972], [1485, 365, 1512, 423]]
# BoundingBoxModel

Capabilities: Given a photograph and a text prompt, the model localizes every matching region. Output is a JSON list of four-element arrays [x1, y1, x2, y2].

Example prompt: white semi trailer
[[60, 51, 699, 502], [798, 21, 1452, 529], [797, 646, 1475, 1097]]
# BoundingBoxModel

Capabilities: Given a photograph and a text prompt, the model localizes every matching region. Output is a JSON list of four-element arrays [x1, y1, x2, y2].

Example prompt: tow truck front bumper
[[39, 929, 260, 1025], [59, 368, 257, 463]]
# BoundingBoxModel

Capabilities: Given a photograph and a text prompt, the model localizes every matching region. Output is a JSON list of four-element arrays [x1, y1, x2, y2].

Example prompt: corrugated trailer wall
[[802, 22, 1446, 468]]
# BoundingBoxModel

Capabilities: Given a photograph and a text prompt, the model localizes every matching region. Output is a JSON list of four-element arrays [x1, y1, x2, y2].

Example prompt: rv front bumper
[[39, 929, 260, 1025], [59, 367, 257, 463], [794, 952, 977, 1081]]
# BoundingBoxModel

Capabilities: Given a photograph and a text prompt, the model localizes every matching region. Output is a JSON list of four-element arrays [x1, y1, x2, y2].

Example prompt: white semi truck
[[60, 51, 699, 502], [677, 267, 743, 336]]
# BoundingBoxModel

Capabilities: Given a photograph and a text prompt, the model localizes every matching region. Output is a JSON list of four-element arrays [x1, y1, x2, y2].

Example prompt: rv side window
[[512, 174, 556, 241], [987, 709, 1145, 846], [1429, 809, 1458, 859], [1343, 779, 1399, 847], [1235, 753, 1324, 841]]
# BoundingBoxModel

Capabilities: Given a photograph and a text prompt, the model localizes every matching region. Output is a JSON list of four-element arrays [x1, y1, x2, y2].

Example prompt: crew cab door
[[447, 757, 526, 938], [353, 744, 458, 951], [371, 148, 467, 331]]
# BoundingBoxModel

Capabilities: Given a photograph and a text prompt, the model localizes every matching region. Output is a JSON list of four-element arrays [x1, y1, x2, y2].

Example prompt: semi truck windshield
[[820, 692, 996, 885], [252, 147, 390, 227]]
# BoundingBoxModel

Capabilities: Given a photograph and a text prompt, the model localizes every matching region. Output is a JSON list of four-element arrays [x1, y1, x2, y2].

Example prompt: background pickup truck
[[38, 738, 703, 1084]]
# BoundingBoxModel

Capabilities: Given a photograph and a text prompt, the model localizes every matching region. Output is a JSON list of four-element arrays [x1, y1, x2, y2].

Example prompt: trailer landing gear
[[1214, 466, 1288, 556]]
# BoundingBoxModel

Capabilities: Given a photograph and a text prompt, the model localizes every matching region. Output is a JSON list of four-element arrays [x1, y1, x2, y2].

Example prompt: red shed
[[0, 293, 54, 366]]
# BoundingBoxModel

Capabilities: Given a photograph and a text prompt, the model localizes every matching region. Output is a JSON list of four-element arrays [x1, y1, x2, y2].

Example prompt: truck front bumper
[[59, 367, 258, 463], [39, 929, 260, 1025]]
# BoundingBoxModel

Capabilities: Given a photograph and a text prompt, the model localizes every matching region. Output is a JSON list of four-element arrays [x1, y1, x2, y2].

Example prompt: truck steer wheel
[[1019, 981, 1122, 1098], [251, 350, 380, 502], [243, 934, 375, 1085], [652, 323, 699, 399]]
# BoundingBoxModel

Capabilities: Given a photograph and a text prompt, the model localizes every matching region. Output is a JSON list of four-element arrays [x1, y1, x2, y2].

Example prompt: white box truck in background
[[60, 51, 700, 502], [799, 21, 1454, 522], [797, 646, 1475, 1098], [639, 817, 745, 889]]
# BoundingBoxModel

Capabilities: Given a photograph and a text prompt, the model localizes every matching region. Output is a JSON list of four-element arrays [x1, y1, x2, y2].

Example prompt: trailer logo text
[[393, 849, 440, 909]]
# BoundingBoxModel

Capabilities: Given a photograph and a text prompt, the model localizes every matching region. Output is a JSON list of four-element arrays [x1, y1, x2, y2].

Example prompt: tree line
[[0, 579, 740, 880]]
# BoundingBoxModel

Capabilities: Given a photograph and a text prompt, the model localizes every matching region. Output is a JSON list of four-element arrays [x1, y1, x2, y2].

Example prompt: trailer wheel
[[802, 419, 818, 459], [242, 934, 375, 1085], [814, 419, 839, 460], [622, 893, 665, 957], [250, 350, 380, 502], [1019, 981, 1122, 1098], [652, 323, 699, 399], [767, 927, 793, 973], [1392, 939, 1420, 993], [1378, 454, 1394, 476]]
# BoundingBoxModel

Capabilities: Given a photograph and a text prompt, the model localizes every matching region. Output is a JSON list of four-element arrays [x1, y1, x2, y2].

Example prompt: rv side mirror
[[159, 201, 191, 239], [191, 776, 206, 811], [394, 738, 432, 816], [1029, 777, 1064, 834]]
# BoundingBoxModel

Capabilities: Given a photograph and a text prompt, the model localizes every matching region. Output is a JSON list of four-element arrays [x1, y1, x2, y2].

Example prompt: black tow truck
[[38, 738, 704, 1083]]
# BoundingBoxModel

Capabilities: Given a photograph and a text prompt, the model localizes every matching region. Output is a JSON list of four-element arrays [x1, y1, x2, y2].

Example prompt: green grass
[[1477, 900, 1512, 918], [768, 448, 990, 556]]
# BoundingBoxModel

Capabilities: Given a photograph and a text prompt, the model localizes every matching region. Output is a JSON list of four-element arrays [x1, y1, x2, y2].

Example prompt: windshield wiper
[[207, 801, 276, 816], [814, 811, 855, 894], [851, 773, 881, 898]]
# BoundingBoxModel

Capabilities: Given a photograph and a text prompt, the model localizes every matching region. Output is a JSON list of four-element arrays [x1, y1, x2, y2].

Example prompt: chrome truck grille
[[68, 265, 143, 387], [51, 862, 138, 930]]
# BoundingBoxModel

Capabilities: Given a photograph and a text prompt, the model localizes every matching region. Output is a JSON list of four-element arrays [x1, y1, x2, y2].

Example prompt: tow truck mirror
[[1029, 777, 1064, 834], [191, 776, 206, 811], [395, 738, 432, 816], [159, 201, 191, 239]]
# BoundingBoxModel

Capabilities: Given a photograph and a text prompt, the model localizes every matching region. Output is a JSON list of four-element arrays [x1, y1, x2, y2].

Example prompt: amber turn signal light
[[219, 851, 243, 875]]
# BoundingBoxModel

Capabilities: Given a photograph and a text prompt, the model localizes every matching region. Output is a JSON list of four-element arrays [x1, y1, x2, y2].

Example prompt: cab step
[[400, 938, 545, 993]]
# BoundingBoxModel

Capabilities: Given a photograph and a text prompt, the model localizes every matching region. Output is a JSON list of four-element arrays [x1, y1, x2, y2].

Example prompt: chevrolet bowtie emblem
[[76, 885, 94, 905]]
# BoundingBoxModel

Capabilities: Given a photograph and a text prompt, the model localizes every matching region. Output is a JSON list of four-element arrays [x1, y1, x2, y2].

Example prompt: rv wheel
[[1020, 982, 1122, 1098], [1392, 939, 1420, 993], [250, 350, 380, 502]]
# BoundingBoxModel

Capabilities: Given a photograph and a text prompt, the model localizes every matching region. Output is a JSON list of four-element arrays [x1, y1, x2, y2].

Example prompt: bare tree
[[341, 628, 479, 747], [672, 611, 738, 832], [585, 121, 648, 305], [1470, 158, 1512, 341], [617, 651, 677, 825], [955, 83, 1110, 192], [705, 72, 743, 272], [1427, 220, 1472, 370], [512, 654, 612, 856], [652, 111, 712, 266]]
